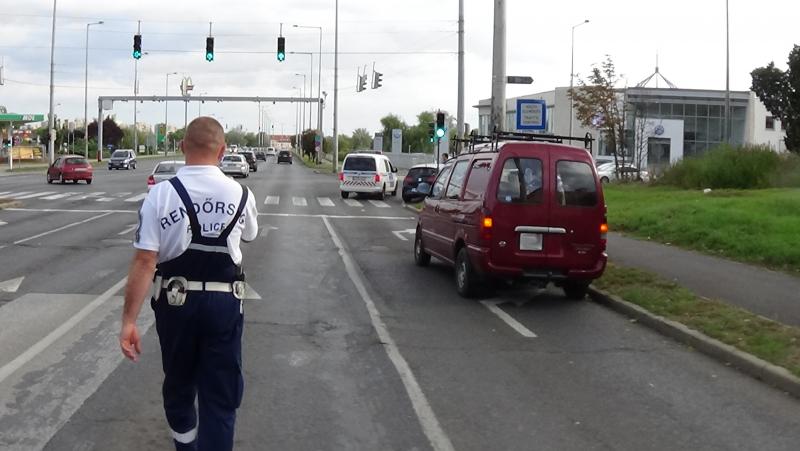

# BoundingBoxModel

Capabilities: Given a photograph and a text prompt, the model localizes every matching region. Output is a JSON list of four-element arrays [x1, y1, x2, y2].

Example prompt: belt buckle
[[232, 281, 246, 300], [165, 276, 189, 306]]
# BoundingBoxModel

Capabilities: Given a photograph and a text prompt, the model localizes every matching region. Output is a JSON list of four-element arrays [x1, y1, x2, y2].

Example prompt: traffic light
[[277, 36, 286, 62], [357, 73, 367, 92], [205, 37, 214, 62], [372, 71, 383, 89], [133, 34, 142, 59], [428, 122, 435, 143], [435, 112, 446, 139]]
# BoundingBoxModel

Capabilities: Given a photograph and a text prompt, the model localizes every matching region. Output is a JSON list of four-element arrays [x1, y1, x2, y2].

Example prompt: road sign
[[0, 114, 45, 122], [516, 99, 547, 131], [507, 76, 533, 84]]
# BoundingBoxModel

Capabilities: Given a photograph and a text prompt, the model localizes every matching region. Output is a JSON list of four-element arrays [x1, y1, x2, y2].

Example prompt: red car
[[47, 155, 93, 184], [414, 137, 607, 299]]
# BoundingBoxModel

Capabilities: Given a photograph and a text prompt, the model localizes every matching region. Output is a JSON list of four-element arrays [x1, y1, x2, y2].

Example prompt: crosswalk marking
[[0, 191, 12, 197], [317, 197, 335, 207], [369, 200, 390, 208], [115, 192, 132, 197], [12, 191, 57, 200], [6, 192, 33, 199], [40, 193, 76, 200], [264, 196, 280, 205], [70, 192, 104, 201], [292, 197, 307, 207], [124, 193, 147, 202], [96, 197, 116, 202], [344, 199, 363, 207]]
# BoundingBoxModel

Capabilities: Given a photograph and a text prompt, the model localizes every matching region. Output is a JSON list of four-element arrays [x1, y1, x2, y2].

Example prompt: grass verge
[[3, 165, 48, 173], [297, 152, 334, 174], [595, 262, 800, 378], [604, 184, 800, 273]]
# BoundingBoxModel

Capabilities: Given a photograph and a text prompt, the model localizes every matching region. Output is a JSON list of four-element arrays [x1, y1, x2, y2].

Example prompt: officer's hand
[[120, 321, 142, 362]]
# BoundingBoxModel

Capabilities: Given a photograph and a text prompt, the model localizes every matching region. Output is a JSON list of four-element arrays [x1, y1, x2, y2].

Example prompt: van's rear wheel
[[341, 191, 349, 199], [455, 247, 480, 298], [414, 229, 431, 267], [377, 185, 386, 201], [563, 281, 590, 300]]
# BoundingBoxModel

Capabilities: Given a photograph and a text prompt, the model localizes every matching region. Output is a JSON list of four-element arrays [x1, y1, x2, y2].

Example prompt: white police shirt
[[134, 165, 258, 264]]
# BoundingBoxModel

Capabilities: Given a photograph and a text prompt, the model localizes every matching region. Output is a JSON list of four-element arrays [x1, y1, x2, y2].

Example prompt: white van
[[339, 152, 399, 200]]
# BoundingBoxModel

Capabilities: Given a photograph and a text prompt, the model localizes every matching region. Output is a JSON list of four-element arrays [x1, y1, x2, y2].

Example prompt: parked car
[[414, 140, 607, 299], [147, 160, 185, 190], [402, 163, 439, 203], [47, 155, 93, 184], [596, 162, 649, 183], [220, 154, 250, 178], [277, 150, 293, 164], [239, 150, 258, 172], [255, 150, 267, 161], [339, 153, 399, 200], [108, 149, 137, 170]]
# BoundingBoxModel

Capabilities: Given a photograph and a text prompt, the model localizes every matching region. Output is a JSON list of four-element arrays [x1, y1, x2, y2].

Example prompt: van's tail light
[[147, 175, 155, 186], [600, 221, 609, 251], [338, 172, 344, 181], [374, 174, 381, 183], [480, 210, 493, 241]]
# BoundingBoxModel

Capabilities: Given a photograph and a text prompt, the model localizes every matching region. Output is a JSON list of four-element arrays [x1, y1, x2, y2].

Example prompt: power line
[[0, 46, 457, 55], [4, 78, 121, 90]]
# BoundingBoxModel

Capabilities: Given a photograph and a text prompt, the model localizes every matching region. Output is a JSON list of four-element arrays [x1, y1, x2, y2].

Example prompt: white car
[[220, 154, 250, 178], [339, 152, 399, 200], [597, 162, 649, 183], [266, 147, 277, 157], [147, 160, 185, 190]]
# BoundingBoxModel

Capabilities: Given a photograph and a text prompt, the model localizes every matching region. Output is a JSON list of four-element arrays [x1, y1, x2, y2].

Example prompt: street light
[[569, 19, 589, 138], [164, 71, 177, 155], [294, 73, 307, 133], [293, 24, 323, 132], [197, 91, 208, 116], [291, 52, 314, 130], [292, 86, 302, 149], [84, 20, 103, 159]]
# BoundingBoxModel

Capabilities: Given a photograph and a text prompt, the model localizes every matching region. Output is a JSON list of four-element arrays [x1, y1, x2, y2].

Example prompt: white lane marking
[[124, 193, 147, 202], [480, 300, 538, 338], [0, 276, 24, 293], [259, 225, 279, 238], [0, 191, 12, 196], [322, 217, 454, 451], [344, 199, 362, 207], [115, 192, 132, 197], [70, 192, 104, 200], [369, 200, 391, 208], [264, 196, 280, 205], [0, 277, 127, 384], [118, 224, 139, 235], [95, 197, 116, 202], [40, 192, 78, 200], [5, 191, 33, 199], [260, 212, 414, 220], [12, 191, 57, 200], [4, 207, 137, 214], [317, 197, 335, 207], [292, 197, 308, 206], [0, 220, 7, 226], [13, 212, 114, 245], [392, 229, 416, 241]]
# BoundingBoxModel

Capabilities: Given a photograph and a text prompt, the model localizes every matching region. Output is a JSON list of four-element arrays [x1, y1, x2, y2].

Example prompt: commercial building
[[475, 83, 788, 170]]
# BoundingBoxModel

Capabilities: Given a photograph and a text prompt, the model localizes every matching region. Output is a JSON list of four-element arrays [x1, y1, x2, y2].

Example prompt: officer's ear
[[215, 144, 226, 161]]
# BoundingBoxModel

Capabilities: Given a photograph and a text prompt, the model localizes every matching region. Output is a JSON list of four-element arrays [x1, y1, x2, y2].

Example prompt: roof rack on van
[[455, 130, 594, 155]]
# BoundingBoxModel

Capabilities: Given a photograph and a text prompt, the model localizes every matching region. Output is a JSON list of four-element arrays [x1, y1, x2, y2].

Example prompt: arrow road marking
[[392, 229, 416, 241], [259, 225, 279, 238], [0, 276, 24, 293], [480, 300, 538, 338]]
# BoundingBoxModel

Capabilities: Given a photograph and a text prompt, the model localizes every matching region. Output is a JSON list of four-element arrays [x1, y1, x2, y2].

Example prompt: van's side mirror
[[417, 182, 432, 196], [392, 165, 398, 173]]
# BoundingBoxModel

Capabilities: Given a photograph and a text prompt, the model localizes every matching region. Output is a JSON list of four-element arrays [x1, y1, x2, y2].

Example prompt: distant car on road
[[402, 163, 439, 203], [220, 154, 250, 178], [276, 150, 293, 164], [339, 153, 398, 200], [108, 149, 137, 170], [239, 150, 258, 172], [147, 160, 185, 190], [255, 150, 267, 161], [266, 147, 277, 157], [47, 155, 93, 184], [596, 162, 649, 183]]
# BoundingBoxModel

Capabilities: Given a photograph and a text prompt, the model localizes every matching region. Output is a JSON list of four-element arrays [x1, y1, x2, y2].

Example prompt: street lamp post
[[293, 24, 322, 132], [84, 20, 103, 160], [197, 91, 208, 116], [569, 19, 589, 138], [47, 0, 57, 165], [164, 71, 177, 156], [295, 73, 307, 133], [333, 0, 339, 172], [293, 86, 302, 150]]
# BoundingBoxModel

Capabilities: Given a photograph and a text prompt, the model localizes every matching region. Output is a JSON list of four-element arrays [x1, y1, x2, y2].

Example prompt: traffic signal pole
[[490, 0, 506, 132], [456, 0, 465, 154]]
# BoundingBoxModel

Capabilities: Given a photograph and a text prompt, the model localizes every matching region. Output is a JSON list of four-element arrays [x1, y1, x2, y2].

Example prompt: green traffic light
[[435, 128, 445, 138], [133, 50, 141, 59], [277, 52, 285, 62], [206, 52, 214, 62]]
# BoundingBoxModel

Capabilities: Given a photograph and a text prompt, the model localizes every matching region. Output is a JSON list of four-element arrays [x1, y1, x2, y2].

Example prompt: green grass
[[594, 263, 800, 377], [296, 152, 334, 174], [3, 165, 48, 173], [604, 184, 800, 273]]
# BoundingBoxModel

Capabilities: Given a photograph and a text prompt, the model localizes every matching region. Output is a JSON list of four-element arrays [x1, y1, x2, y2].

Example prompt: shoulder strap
[[218, 184, 249, 241], [168, 177, 202, 240]]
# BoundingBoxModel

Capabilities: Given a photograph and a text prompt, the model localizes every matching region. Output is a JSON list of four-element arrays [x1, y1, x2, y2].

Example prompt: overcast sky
[[1, 0, 798, 138]]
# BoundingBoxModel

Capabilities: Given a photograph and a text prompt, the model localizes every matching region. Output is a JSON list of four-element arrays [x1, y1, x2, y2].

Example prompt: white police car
[[339, 152, 398, 200]]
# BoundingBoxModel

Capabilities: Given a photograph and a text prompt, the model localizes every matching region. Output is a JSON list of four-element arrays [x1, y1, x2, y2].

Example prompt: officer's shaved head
[[183, 117, 225, 156]]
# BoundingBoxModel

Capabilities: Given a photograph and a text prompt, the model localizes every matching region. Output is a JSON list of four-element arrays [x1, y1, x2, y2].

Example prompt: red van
[[414, 134, 607, 299]]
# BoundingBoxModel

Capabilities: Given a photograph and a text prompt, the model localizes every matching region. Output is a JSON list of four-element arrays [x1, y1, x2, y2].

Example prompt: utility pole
[[490, 0, 506, 133], [456, 0, 465, 154], [333, 0, 339, 173], [724, 0, 731, 143], [47, 0, 57, 164], [569, 19, 589, 138]]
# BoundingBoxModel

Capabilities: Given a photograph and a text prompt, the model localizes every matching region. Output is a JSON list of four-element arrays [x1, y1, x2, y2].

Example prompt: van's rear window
[[497, 158, 543, 204], [344, 157, 376, 172], [408, 167, 437, 178], [556, 161, 598, 207]]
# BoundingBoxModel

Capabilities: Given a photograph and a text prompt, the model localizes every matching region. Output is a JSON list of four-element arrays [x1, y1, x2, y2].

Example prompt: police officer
[[120, 117, 258, 451]]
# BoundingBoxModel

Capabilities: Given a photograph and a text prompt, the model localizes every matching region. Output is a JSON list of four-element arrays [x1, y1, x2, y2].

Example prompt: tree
[[570, 55, 627, 171], [351, 128, 372, 150], [87, 117, 125, 149], [751, 45, 800, 153]]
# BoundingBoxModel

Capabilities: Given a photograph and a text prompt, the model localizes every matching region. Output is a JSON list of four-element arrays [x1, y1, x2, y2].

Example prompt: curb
[[0, 200, 22, 210], [403, 204, 420, 215], [588, 286, 800, 398]]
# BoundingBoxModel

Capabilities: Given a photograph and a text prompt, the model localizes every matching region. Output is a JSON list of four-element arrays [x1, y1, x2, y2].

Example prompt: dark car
[[239, 150, 258, 172], [277, 150, 292, 164], [108, 149, 137, 170], [402, 164, 439, 203], [255, 150, 267, 161], [47, 155, 93, 184], [414, 138, 607, 299]]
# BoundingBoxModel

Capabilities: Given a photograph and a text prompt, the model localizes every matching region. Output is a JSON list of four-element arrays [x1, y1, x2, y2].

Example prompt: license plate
[[520, 233, 543, 251], [352, 176, 368, 182], [74, 168, 87, 172]]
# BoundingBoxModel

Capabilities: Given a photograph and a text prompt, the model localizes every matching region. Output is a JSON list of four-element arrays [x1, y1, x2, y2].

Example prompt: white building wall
[[746, 92, 787, 152], [635, 118, 685, 168]]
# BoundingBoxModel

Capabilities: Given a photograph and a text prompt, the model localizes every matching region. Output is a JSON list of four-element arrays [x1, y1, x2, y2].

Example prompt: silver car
[[220, 154, 250, 178], [148, 160, 185, 190]]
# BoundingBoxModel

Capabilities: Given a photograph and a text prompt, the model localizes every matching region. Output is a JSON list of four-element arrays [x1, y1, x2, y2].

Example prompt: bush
[[655, 144, 800, 189]]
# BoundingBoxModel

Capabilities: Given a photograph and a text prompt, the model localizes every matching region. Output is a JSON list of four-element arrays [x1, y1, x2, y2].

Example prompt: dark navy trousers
[[152, 291, 244, 451]]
